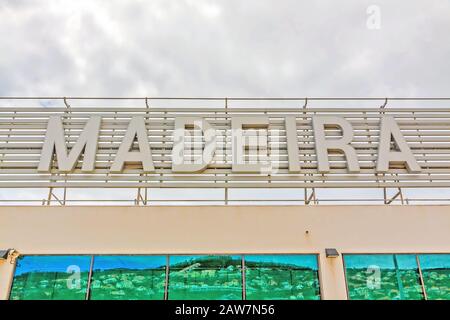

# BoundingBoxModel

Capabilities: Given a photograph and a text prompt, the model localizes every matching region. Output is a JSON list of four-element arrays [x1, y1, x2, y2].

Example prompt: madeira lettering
[[37, 115, 421, 174]]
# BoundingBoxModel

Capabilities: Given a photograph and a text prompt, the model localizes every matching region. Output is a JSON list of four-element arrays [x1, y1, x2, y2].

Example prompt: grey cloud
[[0, 0, 449, 98]]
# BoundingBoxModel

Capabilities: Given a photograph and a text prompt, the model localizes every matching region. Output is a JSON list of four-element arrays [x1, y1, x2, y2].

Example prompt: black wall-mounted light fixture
[[0, 249, 12, 260], [325, 248, 339, 258]]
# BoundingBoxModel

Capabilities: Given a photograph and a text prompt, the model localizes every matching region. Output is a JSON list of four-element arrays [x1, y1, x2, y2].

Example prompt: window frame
[[8, 253, 322, 300], [342, 252, 450, 300], [8, 254, 93, 300], [243, 254, 322, 300]]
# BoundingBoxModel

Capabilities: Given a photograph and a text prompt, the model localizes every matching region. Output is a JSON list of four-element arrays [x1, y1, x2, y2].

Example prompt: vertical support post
[[393, 255, 405, 299], [225, 97, 229, 205], [135, 98, 151, 206], [398, 186, 404, 205], [382, 99, 404, 205], [414, 110, 431, 184], [164, 255, 170, 300], [304, 188, 316, 205], [416, 255, 428, 300], [1, 111, 15, 185], [302, 98, 317, 205], [136, 182, 148, 205], [160, 104, 167, 204], [145, 99, 150, 205], [379, 98, 404, 205], [241, 255, 246, 300], [63, 97, 70, 206], [85, 255, 94, 300], [381, 100, 387, 204], [46, 187, 53, 206], [63, 187, 67, 205]]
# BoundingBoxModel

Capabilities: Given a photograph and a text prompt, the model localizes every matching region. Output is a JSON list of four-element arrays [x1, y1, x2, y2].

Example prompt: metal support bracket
[[43, 187, 66, 205], [384, 187, 404, 205], [305, 188, 317, 205]]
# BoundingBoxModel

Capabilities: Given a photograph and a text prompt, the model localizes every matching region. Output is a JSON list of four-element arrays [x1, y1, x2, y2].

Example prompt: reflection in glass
[[9, 255, 91, 300], [89, 255, 166, 300], [344, 254, 424, 300], [245, 255, 320, 300], [168, 255, 242, 300], [419, 254, 450, 300]]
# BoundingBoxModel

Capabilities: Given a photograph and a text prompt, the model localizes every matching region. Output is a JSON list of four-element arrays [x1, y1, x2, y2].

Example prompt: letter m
[[38, 116, 101, 172]]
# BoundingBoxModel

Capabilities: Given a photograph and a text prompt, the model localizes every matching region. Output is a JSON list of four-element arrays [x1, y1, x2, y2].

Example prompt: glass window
[[419, 254, 450, 300], [344, 254, 424, 300], [89, 255, 166, 300], [168, 255, 242, 300], [245, 255, 320, 300], [9, 255, 91, 300]]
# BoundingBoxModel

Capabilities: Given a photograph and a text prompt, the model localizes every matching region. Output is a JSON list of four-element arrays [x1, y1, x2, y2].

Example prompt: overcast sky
[[1, 1, 450, 203], [1, 0, 449, 98]]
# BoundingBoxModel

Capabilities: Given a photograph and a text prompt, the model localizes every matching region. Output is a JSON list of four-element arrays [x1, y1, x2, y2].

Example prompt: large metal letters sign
[[1, 106, 450, 188]]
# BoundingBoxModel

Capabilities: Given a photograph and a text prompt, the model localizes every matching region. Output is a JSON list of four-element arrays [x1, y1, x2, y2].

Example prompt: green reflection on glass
[[245, 255, 320, 300], [89, 255, 166, 300], [419, 254, 450, 300], [344, 254, 424, 300], [168, 255, 242, 300], [9, 255, 91, 300]]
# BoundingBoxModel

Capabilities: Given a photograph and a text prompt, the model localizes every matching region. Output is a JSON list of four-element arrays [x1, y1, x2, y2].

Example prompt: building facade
[[0, 98, 449, 300]]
